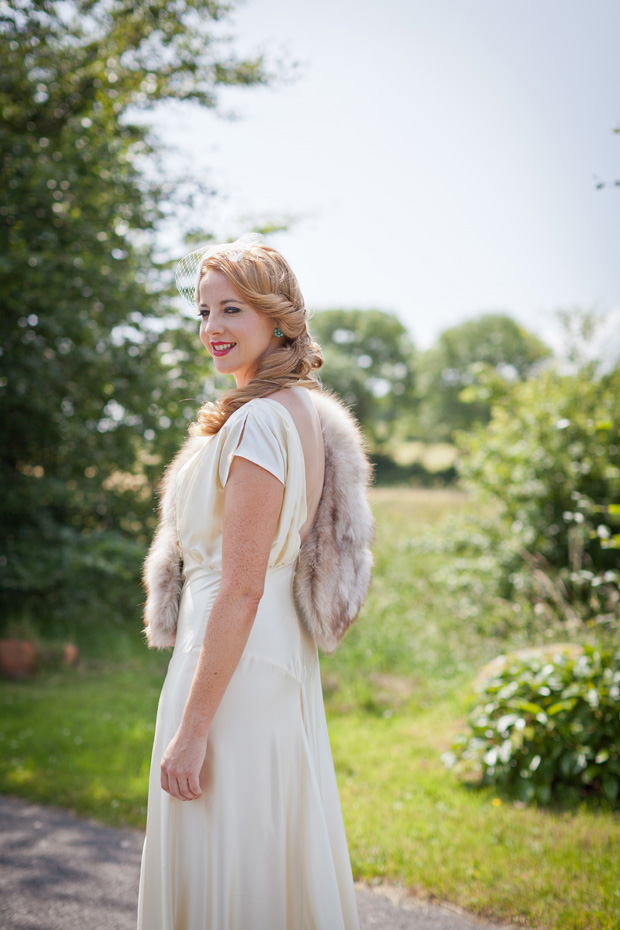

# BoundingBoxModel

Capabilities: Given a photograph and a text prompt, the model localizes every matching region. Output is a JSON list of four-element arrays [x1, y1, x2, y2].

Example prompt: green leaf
[[517, 779, 535, 802], [516, 701, 545, 716], [536, 783, 552, 804], [547, 699, 577, 716], [560, 752, 577, 777], [602, 774, 619, 801], [582, 765, 599, 784]]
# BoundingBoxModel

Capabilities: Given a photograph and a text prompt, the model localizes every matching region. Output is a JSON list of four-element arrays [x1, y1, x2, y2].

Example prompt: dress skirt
[[137, 560, 360, 930]]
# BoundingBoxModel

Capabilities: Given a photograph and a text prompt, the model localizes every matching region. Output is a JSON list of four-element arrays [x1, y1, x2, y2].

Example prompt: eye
[[197, 308, 209, 319], [224, 306, 241, 314]]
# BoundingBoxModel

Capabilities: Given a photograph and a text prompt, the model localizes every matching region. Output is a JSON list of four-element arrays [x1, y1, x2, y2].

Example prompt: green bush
[[453, 363, 620, 633], [444, 645, 620, 805], [1, 527, 145, 643]]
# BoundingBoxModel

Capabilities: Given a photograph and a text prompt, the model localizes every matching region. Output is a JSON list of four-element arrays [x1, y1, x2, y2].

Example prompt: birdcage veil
[[174, 233, 264, 311]]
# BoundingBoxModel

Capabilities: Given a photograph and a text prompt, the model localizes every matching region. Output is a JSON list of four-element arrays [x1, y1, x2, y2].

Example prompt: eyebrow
[[198, 298, 244, 308]]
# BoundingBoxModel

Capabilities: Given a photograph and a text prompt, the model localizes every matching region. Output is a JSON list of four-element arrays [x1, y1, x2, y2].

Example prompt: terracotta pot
[[63, 643, 80, 666], [0, 640, 38, 680]]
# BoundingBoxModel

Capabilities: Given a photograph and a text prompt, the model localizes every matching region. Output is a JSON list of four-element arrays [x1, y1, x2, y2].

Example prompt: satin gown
[[137, 397, 360, 930]]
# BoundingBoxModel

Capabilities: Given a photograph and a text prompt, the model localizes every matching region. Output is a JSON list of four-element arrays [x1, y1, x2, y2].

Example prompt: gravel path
[[0, 795, 514, 930]]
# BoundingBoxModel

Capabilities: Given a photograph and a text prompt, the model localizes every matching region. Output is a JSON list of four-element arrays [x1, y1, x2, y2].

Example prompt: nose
[[204, 311, 223, 337]]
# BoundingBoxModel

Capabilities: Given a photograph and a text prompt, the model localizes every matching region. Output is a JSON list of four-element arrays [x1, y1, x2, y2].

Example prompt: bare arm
[[160, 455, 284, 801]]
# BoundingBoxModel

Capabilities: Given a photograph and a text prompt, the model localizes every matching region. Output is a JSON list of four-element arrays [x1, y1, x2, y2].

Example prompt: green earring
[[274, 326, 283, 338]]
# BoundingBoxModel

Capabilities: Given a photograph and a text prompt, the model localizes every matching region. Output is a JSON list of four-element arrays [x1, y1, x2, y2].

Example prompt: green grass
[[321, 488, 501, 706], [331, 712, 620, 930], [1, 487, 619, 929], [0, 652, 166, 827]]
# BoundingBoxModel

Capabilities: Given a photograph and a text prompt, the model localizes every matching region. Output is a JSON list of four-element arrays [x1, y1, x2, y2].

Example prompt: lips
[[211, 342, 236, 357]]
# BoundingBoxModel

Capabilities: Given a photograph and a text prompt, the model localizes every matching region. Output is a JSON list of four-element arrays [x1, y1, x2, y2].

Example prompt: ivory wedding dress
[[137, 397, 360, 930]]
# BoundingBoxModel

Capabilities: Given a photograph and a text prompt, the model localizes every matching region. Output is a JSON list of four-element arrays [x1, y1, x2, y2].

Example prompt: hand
[[160, 726, 207, 801]]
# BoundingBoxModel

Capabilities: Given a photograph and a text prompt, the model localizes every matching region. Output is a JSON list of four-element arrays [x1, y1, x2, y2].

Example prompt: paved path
[[0, 795, 514, 930]]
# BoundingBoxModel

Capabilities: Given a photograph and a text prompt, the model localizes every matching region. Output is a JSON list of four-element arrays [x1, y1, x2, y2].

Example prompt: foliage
[[369, 450, 457, 487], [416, 313, 551, 441], [554, 307, 610, 369], [0, 0, 270, 634], [445, 645, 620, 806], [309, 309, 416, 448], [453, 363, 620, 634]]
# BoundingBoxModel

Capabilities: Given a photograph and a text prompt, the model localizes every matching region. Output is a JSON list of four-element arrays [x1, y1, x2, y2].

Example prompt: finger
[[161, 764, 184, 800], [171, 773, 196, 802], [187, 771, 202, 799], [168, 774, 186, 801], [181, 774, 202, 801]]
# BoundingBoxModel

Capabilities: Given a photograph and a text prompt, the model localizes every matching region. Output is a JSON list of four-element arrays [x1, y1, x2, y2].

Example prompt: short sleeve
[[218, 403, 288, 488]]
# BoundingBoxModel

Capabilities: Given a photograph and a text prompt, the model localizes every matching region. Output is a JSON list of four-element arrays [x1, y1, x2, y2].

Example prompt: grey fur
[[142, 436, 204, 649], [292, 391, 375, 652], [142, 391, 374, 652]]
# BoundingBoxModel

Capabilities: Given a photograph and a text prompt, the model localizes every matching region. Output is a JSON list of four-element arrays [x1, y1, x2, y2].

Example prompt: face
[[198, 269, 280, 387]]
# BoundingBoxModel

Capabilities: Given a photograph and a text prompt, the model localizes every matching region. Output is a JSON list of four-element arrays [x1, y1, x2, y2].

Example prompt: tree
[[455, 362, 620, 631], [416, 313, 551, 441], [309, 309, 416, 448], [0, 0, 270, 636]]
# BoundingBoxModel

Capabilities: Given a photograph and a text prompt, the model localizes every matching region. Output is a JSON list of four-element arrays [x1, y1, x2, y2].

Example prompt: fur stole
[[142, 390, 374, 653]]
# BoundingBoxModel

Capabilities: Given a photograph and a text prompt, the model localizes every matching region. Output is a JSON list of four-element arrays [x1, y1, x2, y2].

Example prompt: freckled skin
[[160, 456, 283, 801]]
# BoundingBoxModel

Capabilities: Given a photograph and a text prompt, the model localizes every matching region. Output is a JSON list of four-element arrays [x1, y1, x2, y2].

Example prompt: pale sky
[[155, 0, 620, 355]]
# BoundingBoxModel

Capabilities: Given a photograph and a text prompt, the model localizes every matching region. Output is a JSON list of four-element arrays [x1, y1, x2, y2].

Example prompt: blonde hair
[[191, 244, 323, 435]]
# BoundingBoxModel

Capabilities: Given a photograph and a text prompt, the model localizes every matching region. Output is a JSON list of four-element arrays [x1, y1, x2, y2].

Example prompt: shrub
[[453, 363, 620, 633], [444, 645, 620, 805], [1, 528, 145, 642]]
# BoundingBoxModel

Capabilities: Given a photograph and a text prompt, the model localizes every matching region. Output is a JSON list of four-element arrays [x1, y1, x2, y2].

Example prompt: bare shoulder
[[267, 387, 325, 519], [266, 386, 319, 428]]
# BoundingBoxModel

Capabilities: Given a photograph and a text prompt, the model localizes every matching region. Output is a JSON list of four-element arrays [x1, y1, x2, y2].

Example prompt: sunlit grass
[[1, 488, 618, 929], [0, 655, 165, 827], [329, 710, 620, 930], [321, 488, 491, 704], [389, 441, 459, 472]]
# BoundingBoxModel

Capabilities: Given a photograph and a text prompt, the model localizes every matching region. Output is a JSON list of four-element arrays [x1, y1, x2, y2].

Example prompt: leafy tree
[[454, 362, 620, 633], [0, 0, 270, 636], [309, 309, 416, 448], [416, 313, 551, 441]]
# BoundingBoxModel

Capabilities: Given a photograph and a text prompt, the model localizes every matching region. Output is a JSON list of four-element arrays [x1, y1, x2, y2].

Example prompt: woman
[[138, 234, 373, 930]]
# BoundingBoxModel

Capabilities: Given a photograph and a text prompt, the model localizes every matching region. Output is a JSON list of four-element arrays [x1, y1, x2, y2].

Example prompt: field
[[1, 488, 618, 930]]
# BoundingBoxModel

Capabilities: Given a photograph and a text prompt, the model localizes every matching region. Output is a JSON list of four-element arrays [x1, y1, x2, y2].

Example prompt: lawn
[[1, 488, 618, 930]]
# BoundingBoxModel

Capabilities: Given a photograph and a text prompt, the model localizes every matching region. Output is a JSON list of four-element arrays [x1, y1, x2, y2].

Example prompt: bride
[[138, 235, 373, 930]]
